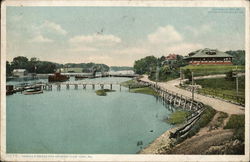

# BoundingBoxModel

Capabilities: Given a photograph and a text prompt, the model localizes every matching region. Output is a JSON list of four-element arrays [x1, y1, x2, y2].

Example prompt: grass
[[166, 110, 191, 125], [213, 112, 229, 129], [121, 79, 148, 89], [224, 114, 245, 142], [194, 77, 245, 104], [95, 89, 115, 96], [182, 65, 245, 76], [224, 115, 245, 129], [130, 87, 158, 96]]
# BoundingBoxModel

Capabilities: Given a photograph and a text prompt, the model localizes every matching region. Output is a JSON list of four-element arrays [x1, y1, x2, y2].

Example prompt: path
[[139, 75, 244, 115]]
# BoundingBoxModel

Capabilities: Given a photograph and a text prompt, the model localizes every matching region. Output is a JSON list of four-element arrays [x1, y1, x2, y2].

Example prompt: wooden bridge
[[36, 81, 123, 91]]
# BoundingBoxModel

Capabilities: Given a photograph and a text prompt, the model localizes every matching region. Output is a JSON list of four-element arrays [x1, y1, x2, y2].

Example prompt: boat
[[48, 72, 69, 82], [23, 88, 43, 95], [75, 75, 89, 80]]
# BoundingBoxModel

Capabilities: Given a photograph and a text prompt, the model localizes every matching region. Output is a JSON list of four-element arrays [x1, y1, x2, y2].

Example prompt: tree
[[11, 56, 29, 70], [184, 69, 192, 81], [6, 61, 12, 76], [133, 56, 158, 74], [225, 50, 245, 65]]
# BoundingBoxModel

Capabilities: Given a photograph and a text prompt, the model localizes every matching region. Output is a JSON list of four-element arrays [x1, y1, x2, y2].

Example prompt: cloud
[[147, 25, 183, 44], [69, 34, 121, 46], [41, 20, 67, 35], [114, 47, 148, 55], [164, 43, 204, 55], [185, 24, 212, 37], [29, 35, 53, 43], [69, 46, 97, 52]]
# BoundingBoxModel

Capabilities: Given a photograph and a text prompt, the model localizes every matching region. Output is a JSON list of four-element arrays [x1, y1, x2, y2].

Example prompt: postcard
[[1, 0, 249, 161]]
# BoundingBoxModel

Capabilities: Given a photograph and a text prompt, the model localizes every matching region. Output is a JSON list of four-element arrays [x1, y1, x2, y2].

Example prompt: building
[[12, 69, 28, 77], [184, 48, 233, 65], [164, 54, 178, 65]]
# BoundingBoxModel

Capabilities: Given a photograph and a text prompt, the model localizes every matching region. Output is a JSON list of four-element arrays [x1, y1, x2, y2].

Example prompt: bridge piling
[[100, 84, 104, 90]]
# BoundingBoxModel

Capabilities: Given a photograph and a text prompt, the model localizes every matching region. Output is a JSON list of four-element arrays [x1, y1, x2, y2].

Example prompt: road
[[140, 75, 244, 115]]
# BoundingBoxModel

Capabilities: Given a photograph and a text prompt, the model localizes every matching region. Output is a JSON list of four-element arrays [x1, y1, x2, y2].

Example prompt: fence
[[197, 88, 245, 106]]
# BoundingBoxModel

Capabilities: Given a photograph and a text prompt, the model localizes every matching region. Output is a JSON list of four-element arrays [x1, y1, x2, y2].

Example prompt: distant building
[[164, 54, 178, 65], [184, 48, 233, 65], [12, 69, 28, 77]]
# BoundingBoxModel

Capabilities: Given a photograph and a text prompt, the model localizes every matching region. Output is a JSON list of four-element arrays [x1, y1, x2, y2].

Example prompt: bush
[[224, 114, 245, 142], [224, 115, 245, 129]]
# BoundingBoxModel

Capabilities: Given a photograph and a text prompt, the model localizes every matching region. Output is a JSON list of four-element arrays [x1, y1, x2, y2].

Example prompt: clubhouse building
[[185, 48, 233, 65]]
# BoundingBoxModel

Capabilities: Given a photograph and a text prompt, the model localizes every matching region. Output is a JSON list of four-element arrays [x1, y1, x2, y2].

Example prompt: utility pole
[[191, 71, 194, 100], [156, 63, 160, 87], [235, 66, 239, 97], [179, 68, 182, 85]]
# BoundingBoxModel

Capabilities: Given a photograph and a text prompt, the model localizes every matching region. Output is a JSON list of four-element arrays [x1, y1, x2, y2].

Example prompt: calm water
[[7, 77, 175, 154]]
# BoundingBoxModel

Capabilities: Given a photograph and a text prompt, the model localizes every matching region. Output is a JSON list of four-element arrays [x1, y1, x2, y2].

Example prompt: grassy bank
[[182, 65, 245, 76], [95, 89, 115, 96], [166, 110, 191, 125], [130, 87, 158, 96], [194, 77, 245, 104], [121, 79, 147, 89], [224, 114, 245, 142]]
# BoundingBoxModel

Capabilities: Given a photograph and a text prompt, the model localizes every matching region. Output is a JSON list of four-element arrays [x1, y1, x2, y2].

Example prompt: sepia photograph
[[1, 0, 249, 161]]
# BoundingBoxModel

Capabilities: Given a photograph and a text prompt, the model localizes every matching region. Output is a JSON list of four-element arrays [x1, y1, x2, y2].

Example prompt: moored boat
[[48, 72, 69, 82], [23, 88, 43, 95]]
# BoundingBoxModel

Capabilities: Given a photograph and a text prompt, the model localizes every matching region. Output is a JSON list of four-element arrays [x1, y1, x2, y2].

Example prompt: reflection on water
[[6, 77, 175, 154]]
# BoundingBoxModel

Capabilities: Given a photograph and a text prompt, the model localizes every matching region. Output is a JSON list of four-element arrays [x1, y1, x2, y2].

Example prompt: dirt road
[[140, 75, 244, 115]]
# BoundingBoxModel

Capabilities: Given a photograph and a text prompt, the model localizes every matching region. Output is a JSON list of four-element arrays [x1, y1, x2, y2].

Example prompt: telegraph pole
[[156, 64, 160, 87], [235, 66, 239, 97], [179, 68, 182, 85], [191, 71, 194, 100]]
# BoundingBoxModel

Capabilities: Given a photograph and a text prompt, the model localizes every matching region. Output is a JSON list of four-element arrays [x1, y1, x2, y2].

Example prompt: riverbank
[[138, 75, 245, 154]]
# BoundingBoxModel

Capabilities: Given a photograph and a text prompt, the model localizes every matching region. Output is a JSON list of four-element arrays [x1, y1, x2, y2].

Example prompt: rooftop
[[185, 48, 233, 59]]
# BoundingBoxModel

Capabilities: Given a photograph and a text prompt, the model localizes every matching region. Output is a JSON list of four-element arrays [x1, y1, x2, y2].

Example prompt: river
[[6, 76, 175, 154]]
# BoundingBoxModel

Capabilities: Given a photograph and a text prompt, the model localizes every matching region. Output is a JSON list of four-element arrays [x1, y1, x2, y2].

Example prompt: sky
[[6, 7, 245, 66]]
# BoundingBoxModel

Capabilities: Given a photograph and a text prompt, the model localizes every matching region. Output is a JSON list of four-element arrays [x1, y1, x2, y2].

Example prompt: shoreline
[[139, 127, 179, 154]]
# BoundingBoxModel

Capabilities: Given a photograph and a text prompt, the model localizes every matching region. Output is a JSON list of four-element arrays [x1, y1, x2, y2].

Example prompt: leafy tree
[[225, 70, 234, 81], [184, 69, 192, 81], [11, 56, 29, 70], [6, 61, 12, 76], [133, 56, 158, 75], [226, 50, 245, 65]]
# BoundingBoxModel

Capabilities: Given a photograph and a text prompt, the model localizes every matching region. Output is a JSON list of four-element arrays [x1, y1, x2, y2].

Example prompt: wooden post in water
[[83, 84, 86, 89], [57, 84, 61, 91], [110, 84, 112, 90], [92, 84, 95, 90], [66, 84, 69, 90], [100, 84, 104, 90]]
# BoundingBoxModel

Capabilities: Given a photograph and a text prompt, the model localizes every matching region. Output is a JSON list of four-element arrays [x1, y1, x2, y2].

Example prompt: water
[[6, 77, 174, 154]]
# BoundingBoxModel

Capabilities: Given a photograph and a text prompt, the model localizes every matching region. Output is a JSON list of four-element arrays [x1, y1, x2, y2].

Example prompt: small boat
[[48, 72, 69, 82], [24, 88, 43, 95]]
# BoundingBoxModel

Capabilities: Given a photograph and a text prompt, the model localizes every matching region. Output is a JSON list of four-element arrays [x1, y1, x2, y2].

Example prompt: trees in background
[[6, 56, 110, 76], [133, 55, 187, 81], [225, 50, 245, 65], [133, 56, 158, 75]]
